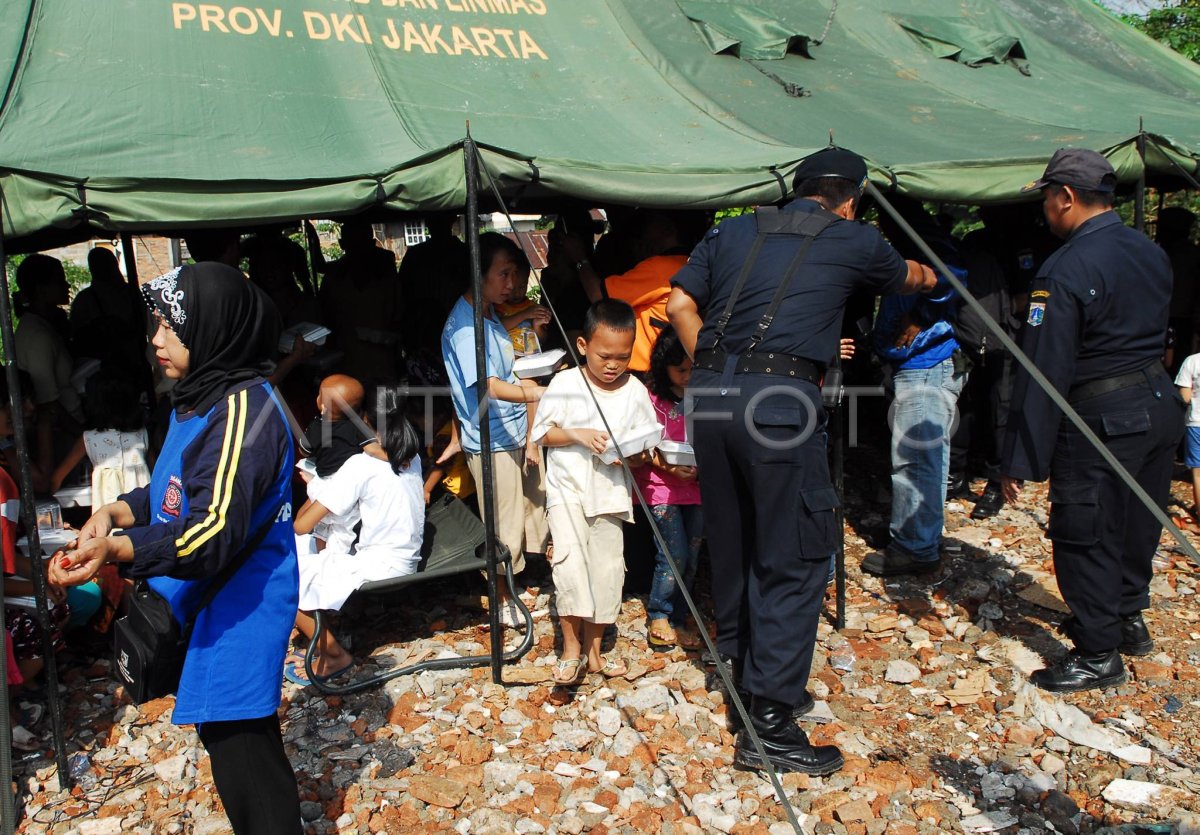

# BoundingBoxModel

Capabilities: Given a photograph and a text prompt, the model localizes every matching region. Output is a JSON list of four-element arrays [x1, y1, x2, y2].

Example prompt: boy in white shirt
[[531, 300, 660, 686], [1175, 352, 1200, 521]]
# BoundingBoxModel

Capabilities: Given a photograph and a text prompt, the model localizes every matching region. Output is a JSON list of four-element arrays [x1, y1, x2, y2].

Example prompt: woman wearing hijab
[[50, 263, 302, 834]]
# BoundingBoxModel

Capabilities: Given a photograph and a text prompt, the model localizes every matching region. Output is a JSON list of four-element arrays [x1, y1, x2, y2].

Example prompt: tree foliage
[[1118, 0, 1200, 62]]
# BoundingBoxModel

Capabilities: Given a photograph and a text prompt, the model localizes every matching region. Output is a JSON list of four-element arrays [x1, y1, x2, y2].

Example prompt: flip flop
[[590, 656, 628, 679], [284, 659, 354, 686], [552, 657, 586, 686], [647, 619, 676, 649]]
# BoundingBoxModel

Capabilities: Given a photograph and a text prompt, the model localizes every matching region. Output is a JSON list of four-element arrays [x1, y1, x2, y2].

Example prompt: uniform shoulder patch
[[1030, 289, 1050, 300], [161, 474, 184, 518], [1027, 302, 1046, 327]]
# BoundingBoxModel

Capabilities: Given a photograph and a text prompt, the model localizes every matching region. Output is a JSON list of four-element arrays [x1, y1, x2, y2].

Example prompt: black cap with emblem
[[1022, 148, 1117, 194], [792, 147, 869, 193]]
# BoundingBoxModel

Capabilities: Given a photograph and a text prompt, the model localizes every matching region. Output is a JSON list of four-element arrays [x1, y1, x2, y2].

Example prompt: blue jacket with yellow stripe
[[120, 380, 298, 724]]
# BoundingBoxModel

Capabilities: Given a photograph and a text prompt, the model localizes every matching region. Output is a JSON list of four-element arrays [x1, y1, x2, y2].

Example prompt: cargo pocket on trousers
[[1047, 482, 1100, 546], [751, 403, 808, 463], [798, 487, 840, 559]]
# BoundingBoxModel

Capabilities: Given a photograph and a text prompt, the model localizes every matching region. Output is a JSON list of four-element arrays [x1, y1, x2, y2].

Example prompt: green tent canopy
[[1, 0, 1198, 244]]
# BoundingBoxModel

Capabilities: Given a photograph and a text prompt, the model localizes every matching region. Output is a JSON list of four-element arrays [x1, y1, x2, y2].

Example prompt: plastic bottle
[[827, 635, 857, 672]]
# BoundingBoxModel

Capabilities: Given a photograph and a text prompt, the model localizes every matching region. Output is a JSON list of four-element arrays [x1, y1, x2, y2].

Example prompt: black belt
[[1069, 362, 1165, 404], [694, 348, 824, 384]]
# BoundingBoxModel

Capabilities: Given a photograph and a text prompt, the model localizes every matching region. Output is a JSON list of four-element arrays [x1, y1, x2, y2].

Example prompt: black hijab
[[142, 262, 281, 415]]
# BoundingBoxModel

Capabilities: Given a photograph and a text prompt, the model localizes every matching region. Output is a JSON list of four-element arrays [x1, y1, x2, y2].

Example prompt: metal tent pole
[[827, 358, 846, 629], [0, 231, 13, 835], [463, 131, 504, 684], [1135, 121, 1147, 233], [0, 237, 72, 801]]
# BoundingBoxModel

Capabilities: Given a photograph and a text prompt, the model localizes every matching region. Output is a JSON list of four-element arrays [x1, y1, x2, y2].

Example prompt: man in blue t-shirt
[[863, 196, 968, 578]]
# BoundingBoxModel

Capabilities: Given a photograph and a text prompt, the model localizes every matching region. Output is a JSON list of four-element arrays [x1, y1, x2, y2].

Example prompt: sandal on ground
[[552, 657, 586, 686], [284, 659, 353, 687], [589, 656, 628, 679], [647, 619, 676, 649], [675, 627, 703, 651]]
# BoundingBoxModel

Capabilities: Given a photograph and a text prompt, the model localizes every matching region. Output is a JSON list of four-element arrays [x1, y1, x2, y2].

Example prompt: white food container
[[599, 424, 663, 465], [656, 440, 696, 467], [53, 485, 92, 508], [513, 349, 566, 379]]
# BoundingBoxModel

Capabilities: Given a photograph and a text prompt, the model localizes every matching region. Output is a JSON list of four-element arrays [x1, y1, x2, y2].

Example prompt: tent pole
[[464, 132, 504, 684], [0, 240, 14, 835], [826, 360, 846, 629], [0, 238, 72, 801], [1135, 121, 1147, 234]]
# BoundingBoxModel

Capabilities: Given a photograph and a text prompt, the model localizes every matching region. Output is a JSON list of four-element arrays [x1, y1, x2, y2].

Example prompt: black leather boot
[[1118, 613, 1154, 656], [791, 690, 815, 719], [1060, 614, 1154, 657], [1031, 649, 1126, 693], [947, 471, 972, 500], [970, 482, 1006, 519], [732, 690, 815, 732], [734, 696, 844, 775]]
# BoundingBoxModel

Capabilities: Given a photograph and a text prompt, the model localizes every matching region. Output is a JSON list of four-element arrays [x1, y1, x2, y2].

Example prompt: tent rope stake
[[473, 147, 807, 835], [866, 180, 1200, 570]]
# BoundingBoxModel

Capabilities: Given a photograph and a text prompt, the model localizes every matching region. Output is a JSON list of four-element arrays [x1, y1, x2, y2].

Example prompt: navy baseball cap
[[793, 147, 869, 191], [1022, 148, 1117, 193]]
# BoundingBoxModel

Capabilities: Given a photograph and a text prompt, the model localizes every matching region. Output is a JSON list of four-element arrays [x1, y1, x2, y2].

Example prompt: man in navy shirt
[[1001, 148, 1183, 693], [668, 147, 938, 776]]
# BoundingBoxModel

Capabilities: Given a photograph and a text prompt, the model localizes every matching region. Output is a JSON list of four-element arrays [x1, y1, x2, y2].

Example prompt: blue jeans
[[647, 504, 704, 625], [889, 358, 965, 562]]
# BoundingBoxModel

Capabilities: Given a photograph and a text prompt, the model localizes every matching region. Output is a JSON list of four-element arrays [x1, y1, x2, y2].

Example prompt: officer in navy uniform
[[1001, 148, 1184, 693], [667, 147, 938, 774]]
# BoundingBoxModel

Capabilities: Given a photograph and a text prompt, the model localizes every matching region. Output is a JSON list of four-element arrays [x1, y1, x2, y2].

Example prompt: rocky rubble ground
[[12, 469, 1200, 834]]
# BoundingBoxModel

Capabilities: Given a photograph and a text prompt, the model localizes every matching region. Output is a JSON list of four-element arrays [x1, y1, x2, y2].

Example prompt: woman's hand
[[76, 507, 116, 546], [50, 536, 128, 587]]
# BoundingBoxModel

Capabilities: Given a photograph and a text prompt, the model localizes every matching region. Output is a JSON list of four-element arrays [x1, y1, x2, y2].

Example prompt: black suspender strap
[[710, 209, 776, 352], [745, 211, 836, 354]]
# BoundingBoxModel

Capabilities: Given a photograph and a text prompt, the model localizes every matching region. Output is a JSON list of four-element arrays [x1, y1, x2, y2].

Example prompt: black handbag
[[112, 521, 273, 704]]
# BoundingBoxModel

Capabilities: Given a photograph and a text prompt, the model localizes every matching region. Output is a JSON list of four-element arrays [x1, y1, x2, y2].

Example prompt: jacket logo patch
[[162, 475, 184, 517], [1027, 302, 1046, 327]]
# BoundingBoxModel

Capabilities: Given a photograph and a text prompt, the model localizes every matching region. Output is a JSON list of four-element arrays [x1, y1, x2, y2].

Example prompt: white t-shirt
[[15, 313, 82, 421], [1176, 353, 1200, 427], [530, 368, 660, 519], [307, 452, 424, 563]]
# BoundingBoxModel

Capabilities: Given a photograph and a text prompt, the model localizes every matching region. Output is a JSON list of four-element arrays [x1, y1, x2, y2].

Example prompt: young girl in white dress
[[51, 369, 151, 508], [287, 385, 425, 684]]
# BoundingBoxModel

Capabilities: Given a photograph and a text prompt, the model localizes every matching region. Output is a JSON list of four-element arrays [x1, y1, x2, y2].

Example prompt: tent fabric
[[1, 0, 1198, 243]]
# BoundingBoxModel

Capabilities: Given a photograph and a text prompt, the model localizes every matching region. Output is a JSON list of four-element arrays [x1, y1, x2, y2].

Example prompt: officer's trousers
[[689, 371, 839, 706], [1047, 371, 1184, 652]]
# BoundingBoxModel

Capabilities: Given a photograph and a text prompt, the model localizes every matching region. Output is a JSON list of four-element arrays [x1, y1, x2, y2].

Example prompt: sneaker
[[861, 546, 941, 577]]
